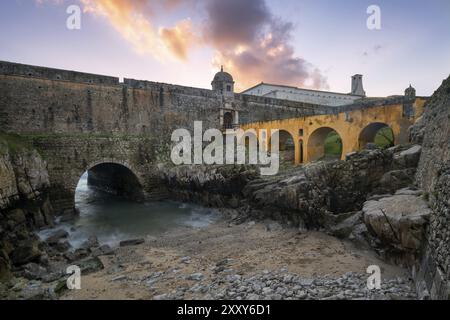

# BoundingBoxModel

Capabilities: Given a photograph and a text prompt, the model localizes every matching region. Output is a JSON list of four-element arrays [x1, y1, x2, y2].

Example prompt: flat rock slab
[[363, 194, 431, 250]]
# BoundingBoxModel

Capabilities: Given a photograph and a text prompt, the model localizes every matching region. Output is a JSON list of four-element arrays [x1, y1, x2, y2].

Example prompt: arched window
[[223, 112, 233, 130]]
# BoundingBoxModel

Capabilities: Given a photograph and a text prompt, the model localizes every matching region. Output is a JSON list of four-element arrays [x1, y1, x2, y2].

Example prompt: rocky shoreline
[[1, 74, 450, 300], [58, 219, 416, 301], [0, 139, 431, 300]]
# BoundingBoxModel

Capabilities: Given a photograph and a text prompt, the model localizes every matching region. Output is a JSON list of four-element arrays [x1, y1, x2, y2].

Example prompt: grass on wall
[[0, 132, 34, 156]]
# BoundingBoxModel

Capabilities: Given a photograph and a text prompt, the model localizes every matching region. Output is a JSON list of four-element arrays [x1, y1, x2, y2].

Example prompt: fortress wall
[[414, 75, 450, 300], [0, 61, 331, 137], [0, 61, 119, 85]]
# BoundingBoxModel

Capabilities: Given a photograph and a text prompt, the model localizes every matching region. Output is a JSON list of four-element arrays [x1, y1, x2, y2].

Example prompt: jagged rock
[[54, 241, 71, 253], [377, 168, 416, 194], [393, 145, 422, 169], [0, 250, 12, 281], [45, 229, 69, 245], [409, 115, 426, 144], [363, 194, 431, 251], [10, 240, 42, 265], [80, 236, 99, 250], [22, 262, 47, 280], [78, 257, 104, 275], [6, 209, 26, 226], [329, 212, 362, 238], [64, 248, 90, 263]]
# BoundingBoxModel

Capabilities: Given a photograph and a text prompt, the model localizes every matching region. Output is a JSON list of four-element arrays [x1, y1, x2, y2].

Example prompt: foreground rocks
[[363, 190, 430, 254], [0, 136, 56, 281], [150, 269, 416, 301]]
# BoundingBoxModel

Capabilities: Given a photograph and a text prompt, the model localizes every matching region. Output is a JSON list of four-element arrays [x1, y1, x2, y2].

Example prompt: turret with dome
[[211, 66, 235, 97]]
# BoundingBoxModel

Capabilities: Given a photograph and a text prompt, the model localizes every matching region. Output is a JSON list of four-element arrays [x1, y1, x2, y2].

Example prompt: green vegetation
[[374, 127, 394, 148], [324, 131, 343, 157], [0, 132, 34, 155], [323, 127, 394, 160]]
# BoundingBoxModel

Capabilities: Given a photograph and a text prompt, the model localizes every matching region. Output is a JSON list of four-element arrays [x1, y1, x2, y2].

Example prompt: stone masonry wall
[[0, 61, 333, 137], [0, 60, 334, 214], [414, 75, 450, 299]]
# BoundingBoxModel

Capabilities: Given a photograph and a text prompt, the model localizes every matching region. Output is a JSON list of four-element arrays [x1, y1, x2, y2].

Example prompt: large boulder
[[363, 192, 431, 251], [377, 169, 416, 194], [328, 212, 363, 239], [409, 115, 426, 144], [0, 250, 12, 281], [393, 145, 422, 169], [45, 229, 69, 245], [10, 240, 42, 265]]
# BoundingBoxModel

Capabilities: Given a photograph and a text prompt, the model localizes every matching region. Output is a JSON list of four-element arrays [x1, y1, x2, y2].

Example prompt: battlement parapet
[[0, 61, 119, 85]]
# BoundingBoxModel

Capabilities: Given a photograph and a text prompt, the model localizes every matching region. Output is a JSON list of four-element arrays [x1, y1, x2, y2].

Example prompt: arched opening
[[359, 123, 394, 150], [84, 163, 144, 201], [269, 130, 296, 165], [69, 163, 220, 247], [223, 112, 233, 130], [307, 127, 343, 162]]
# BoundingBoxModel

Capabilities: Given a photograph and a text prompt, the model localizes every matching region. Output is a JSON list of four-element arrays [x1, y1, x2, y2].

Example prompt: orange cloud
[[159, 19, 197, 61], [38, 0, 328, 91], [204, 0, 328, 91], [79, 0, 198, 61]]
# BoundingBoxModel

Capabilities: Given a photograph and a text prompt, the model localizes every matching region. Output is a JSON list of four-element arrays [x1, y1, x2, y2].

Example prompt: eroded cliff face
[[0, 137, 54, 281], [412, 75, 450, 299], [160, 144, 422, 229]]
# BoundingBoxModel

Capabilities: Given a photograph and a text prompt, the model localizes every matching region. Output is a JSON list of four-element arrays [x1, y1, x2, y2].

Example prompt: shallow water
[[39, 173, 220, 248]]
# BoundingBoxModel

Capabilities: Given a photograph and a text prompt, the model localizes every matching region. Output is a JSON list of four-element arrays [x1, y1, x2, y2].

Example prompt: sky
[[0, 0, 449, 96]]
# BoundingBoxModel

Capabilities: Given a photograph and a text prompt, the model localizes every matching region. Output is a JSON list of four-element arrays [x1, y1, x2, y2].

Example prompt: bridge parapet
[[0, 60, 119, 85]]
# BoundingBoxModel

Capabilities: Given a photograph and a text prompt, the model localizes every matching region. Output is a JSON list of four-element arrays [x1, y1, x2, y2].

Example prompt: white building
[[241, 74, 367, 107]]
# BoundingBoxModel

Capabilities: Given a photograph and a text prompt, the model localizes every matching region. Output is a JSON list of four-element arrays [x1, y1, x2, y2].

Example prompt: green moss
[[0, 132, 35, 156]]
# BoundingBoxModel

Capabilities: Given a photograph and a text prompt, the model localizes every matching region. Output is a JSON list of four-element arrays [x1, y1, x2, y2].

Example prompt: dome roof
[[212, 66, 234, 83]]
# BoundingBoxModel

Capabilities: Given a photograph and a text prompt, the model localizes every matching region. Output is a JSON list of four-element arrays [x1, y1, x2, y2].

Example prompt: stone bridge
[[0, 60, 428, 214], [241, 97, 427, 164], [0, 61, 334, 214]]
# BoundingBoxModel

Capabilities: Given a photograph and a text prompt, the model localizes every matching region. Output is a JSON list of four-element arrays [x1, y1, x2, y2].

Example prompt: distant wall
[[242, 83, 362, 107]]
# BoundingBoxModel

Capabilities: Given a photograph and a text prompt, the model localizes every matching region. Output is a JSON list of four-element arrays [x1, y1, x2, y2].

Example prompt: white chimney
[[351, 74, 366, 97]]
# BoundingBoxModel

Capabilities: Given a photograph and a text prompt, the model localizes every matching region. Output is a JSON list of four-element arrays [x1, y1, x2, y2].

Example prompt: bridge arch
[[75, 160, 145, 202], [359, 122, 394, 149], [269, 130, 296, 165], [306, 127, 343, 162]]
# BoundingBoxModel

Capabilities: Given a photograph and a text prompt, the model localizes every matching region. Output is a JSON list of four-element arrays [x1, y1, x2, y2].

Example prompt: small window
[[226, 85, 231, 92], [299, 129, 304, 137]]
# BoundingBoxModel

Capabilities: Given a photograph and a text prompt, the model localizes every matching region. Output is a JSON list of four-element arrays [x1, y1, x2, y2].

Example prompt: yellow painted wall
[[241, 98, 427, 164]]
